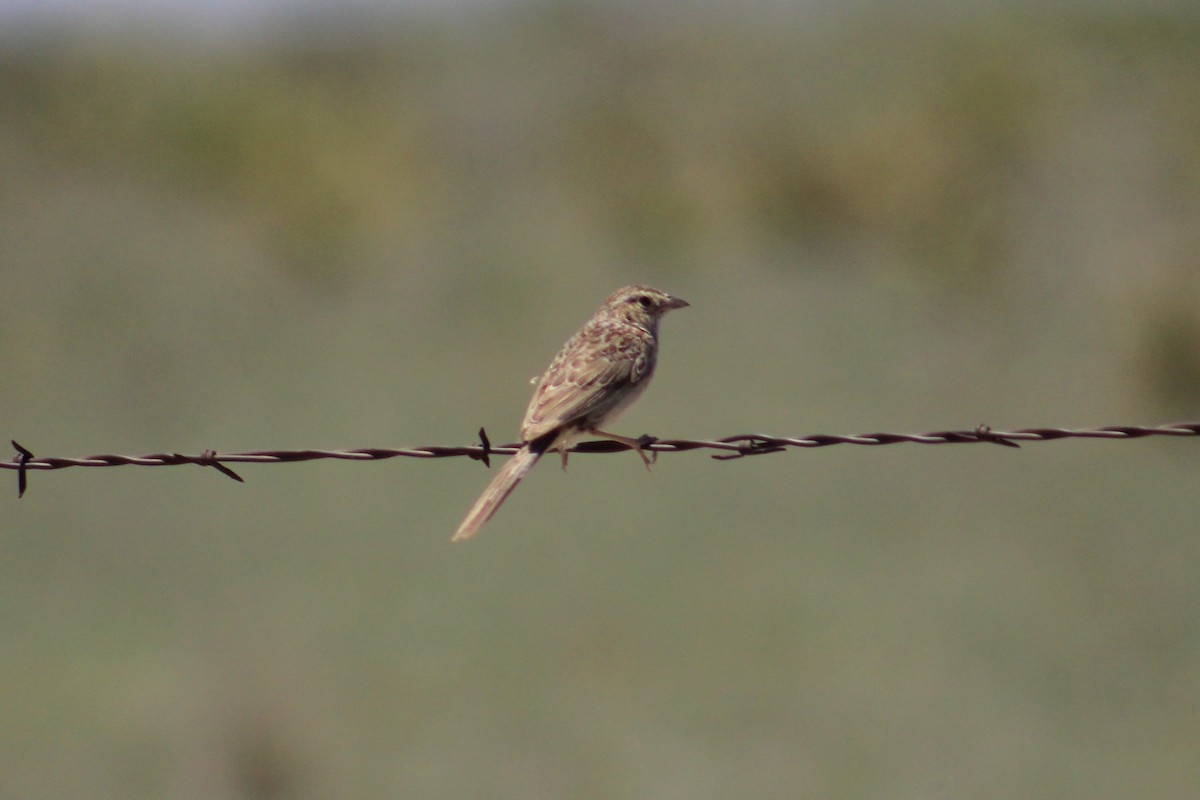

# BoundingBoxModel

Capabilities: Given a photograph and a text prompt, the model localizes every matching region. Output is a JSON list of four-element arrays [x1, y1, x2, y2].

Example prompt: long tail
[[452, 445, 543, 541]]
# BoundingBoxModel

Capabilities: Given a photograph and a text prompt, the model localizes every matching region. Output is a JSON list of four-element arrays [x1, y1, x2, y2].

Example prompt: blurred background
[[3, 0, 1200, 797]]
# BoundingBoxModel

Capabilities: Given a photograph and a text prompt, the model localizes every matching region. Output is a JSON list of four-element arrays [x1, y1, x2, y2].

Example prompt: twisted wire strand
[[6, 422, 1200, 497]]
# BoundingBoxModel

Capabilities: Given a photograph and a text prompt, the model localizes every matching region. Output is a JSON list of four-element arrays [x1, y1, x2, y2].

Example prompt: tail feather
[[452, 445, 543, 541]]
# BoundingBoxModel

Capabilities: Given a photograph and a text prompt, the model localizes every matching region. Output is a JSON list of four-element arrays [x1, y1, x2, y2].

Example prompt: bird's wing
[[521, 324, 653, 440]]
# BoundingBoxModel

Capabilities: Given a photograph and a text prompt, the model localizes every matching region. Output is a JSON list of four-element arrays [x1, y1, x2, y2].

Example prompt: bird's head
[[602, 285, 689, 329]]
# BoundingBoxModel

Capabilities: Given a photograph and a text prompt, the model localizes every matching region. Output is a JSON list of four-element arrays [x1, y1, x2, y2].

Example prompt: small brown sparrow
[[453, 285, 689, 541]]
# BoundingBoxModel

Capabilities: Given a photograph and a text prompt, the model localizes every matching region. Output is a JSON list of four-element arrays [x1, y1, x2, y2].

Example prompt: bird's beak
[[665, 295, 689, 310]]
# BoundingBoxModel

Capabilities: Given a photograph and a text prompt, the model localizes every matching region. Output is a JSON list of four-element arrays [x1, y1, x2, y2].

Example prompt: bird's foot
[[592, 430, 658, 472]]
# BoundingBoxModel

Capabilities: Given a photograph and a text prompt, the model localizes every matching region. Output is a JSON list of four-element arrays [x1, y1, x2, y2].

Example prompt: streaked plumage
[[453, 285, 688, 541]]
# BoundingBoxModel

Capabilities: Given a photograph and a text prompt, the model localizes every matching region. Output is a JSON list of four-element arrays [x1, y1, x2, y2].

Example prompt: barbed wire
[[6, 422, 1199, 498]]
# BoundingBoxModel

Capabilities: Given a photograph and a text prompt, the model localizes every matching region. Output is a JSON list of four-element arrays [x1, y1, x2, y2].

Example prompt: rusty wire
[[6, 422, 1200, 498]]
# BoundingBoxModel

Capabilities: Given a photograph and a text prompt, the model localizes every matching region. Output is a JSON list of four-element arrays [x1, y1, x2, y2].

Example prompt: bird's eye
[[637, 296, 653, 308]]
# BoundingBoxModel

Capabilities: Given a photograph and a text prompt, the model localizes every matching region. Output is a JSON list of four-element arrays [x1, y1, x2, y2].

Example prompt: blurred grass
[[2, 2, 1200, 798]]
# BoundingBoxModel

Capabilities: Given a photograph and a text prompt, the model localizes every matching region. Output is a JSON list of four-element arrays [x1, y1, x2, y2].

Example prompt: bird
[[452, 285, 689, 541]]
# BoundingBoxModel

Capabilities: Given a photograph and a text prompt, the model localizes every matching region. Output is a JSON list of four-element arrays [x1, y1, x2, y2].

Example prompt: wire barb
[[974, 424, 1021, 448], [472, 427, 492, 469], [5, 422, 1199, 496], [188, 449, 245, 483], [11, 440, 33, 498]]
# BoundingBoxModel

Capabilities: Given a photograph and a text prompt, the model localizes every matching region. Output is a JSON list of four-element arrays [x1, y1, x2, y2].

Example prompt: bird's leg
[[590, 429, 656, 471], [559, 447, 569, 471]]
